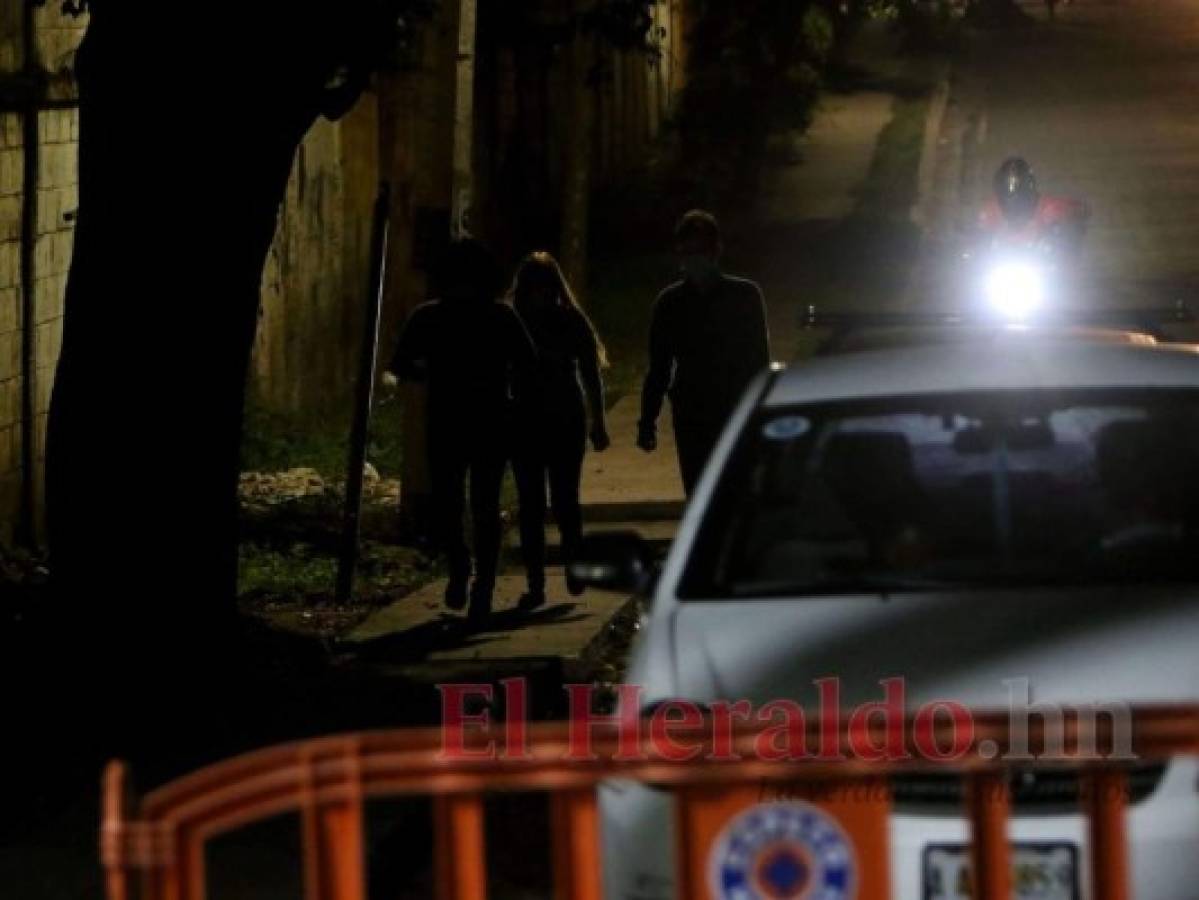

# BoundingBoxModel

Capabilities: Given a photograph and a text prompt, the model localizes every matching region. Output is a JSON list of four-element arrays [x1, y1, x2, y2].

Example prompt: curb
[[911, 62, 953, 230], [902, 60, 955, 306]]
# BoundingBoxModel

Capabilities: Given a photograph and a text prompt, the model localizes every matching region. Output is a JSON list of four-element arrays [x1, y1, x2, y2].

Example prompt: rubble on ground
[[238, 465, 400, 513]]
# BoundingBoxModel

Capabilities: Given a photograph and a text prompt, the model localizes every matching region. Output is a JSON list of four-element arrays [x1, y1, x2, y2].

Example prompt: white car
[[584, 331, 1199, 900]]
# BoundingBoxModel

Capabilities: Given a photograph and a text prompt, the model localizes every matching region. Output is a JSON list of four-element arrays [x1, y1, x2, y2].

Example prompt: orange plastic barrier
[[100, 705, 1199, 900]]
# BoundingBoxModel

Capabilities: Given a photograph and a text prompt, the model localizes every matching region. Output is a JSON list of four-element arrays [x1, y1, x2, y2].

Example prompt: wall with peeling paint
[[251, 100, 380, 414]]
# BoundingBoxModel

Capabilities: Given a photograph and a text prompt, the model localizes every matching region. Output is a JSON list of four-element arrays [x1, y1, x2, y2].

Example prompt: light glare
[[985, 261, 1045, 320]]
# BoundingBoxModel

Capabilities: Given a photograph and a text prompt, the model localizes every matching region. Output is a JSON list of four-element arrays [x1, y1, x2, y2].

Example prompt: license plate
[[923, 843, 1078, 899]]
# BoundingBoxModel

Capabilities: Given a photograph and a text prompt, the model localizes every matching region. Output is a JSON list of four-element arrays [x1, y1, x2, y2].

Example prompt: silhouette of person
[[637, 210, 770, 495], [510, 252, 610, 609], [389, 238, 537, 623]]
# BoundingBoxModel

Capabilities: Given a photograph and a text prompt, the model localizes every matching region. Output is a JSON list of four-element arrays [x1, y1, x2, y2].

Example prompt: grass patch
[[238, 539, 437, 638], [239, 540, 433, 599], [240, 543, 339, 596], [240, 391, 407, 480], [853, 85, 932, 220]]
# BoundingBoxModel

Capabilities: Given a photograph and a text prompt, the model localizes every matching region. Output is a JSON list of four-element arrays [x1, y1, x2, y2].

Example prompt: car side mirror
[[567, 531, 657, 595]]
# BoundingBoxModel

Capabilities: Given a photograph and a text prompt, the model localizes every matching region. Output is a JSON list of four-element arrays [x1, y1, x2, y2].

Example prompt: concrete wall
[[467, 0, 683, 267], [0, 102, 22, 546], [248, 1, 464, 418], [375, 0, 471, 531], [0, 1, 20, 545], [251, 96, 380, 414], [30, 105, 78, 510], [0, 4, 84, 546], [377, 1, 462, 351]]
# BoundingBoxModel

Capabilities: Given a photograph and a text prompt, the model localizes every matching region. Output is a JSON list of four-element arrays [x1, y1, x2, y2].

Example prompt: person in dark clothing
[[637, 210, 771, 495], [510, 252, 611, 609], [389, 239, 537, 623]]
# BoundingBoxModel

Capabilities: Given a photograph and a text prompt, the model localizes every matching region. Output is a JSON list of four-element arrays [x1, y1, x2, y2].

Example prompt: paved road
[[930, 0, 1199, 304]]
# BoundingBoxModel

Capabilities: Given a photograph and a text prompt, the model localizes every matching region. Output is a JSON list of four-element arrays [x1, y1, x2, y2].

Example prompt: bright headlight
[[984, 261, 1045, 320]]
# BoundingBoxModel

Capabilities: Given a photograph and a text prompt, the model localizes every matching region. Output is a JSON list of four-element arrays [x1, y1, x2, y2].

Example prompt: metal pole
[[335, 182, 390, 603]]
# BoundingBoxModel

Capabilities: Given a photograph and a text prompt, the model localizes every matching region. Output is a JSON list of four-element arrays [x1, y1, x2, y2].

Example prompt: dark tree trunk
[[45, 3, 357, 687]]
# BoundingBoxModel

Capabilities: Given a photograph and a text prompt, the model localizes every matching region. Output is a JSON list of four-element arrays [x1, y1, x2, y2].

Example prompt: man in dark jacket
[[637, 210, 771, 495], [390, 239, 537, 622]]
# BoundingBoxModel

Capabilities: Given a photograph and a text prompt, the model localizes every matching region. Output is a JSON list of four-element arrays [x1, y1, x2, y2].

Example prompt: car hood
[[668, 587, 1199, 709]]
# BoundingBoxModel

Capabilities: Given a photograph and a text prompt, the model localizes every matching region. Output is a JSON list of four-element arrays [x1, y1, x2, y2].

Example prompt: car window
[[679, 389, 1199, 599]]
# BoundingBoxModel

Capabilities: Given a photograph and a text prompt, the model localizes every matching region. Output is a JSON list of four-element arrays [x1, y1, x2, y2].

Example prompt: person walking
[[510, 252, 610, 610], [389, 238, 537, 623], [637, 210, 770, 495]]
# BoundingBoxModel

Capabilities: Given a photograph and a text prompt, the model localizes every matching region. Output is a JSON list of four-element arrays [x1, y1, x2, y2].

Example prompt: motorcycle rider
[[978, 157, 1090, 254]]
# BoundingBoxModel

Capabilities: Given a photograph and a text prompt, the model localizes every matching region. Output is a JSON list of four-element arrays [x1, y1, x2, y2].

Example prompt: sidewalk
[[759, 91, 897, 228], [344, 396, 682, 680], [344, 573, 630, 681], [579, 395, 684, 516]]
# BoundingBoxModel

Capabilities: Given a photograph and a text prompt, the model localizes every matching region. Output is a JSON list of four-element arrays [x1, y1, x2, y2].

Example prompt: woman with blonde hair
[[510, 251, 610, 609]]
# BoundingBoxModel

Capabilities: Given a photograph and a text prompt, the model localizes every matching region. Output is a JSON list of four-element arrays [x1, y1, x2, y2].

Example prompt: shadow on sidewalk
[[348, 602, 587, 664]]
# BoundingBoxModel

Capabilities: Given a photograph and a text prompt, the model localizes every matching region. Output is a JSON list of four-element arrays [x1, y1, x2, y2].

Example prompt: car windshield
[[679, 389, 1199, 599]]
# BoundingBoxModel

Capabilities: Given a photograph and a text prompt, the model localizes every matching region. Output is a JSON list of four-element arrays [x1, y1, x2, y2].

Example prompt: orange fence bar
[[101, 762, 132, 900], [302, 801, 365, 900], [98, 704, 1199, 900], [551, 788, 604, 900], [300, 742, 366, 900], [434, 793, 488, 900], [1085, 768, 1131, 900], [164, 825, 205, 900], [966, 770, 1011, 900], [672, 785, 743, 899]]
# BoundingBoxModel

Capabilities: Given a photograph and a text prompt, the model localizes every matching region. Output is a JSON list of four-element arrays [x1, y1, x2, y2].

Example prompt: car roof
[[821, 324, 1158, 354], [765, 333, 1199, 407]]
